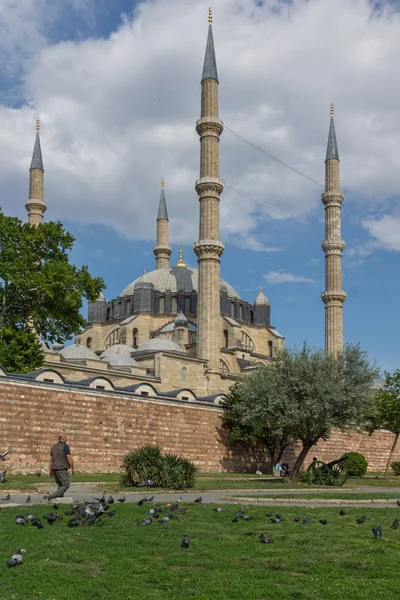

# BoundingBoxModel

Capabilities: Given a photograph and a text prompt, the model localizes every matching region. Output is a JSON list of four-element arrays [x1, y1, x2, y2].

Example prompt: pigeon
[[271, 514, 283, 524], [159, 516, 170, 524], [294, 516, 300, 522], [0, 470, 7, 483], [106, 509, 117, 517], [2, 493, 10, 502], [266, 511, 274, 518], [43, 513, 60, 525], [147, 495, 154, 502], [392, 517, 399, 529], [107, 496, 114, 505], [260, 533, 274, 544], [64, 509, 76, 516], [178, 508, 188, 515], [36, 471, 41, 477], [16, 516, 25, 525], [137, 480, 155, 487], [137, 498, 146, 506], [194, 496, 202, 503], [42, 494, 50, 501], [117, 496, 126, 503], [170, 503, 179, 511], [137, 517, 153, 526], [243, 515, 253, 521], [397, 500, 400, 508], [26, 495, 31, 504], [372, 525, 382, 540], [146, 509, 156, 515], [27, 512, 34, 522], [302, 517, 310, 526], [181, 534, 190, 549], [31, 518, 44, 529], [356, 516, 366, 524], [94, 491, 106, 502], [339, 510, 346, 516], [319, 519, 328, 525], [255, 470, 262, 475], [67, 518, 81, 528], [53, 503, 59, 510], [0, 449, 9, 461], [214, 507, 224, 512], [7, 548, 25, 567]]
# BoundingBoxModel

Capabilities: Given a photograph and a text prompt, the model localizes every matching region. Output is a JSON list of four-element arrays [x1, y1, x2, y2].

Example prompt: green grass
[[0, 473, 120, 491], [231, 492, 400, 501], [0, 503, 400, 599]]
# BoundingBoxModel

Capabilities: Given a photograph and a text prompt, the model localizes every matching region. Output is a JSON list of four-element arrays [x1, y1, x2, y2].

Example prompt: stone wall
[[0, 379, 397, 474]]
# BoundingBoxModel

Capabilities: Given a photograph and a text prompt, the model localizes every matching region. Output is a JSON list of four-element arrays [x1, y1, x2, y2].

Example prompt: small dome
[[60, 343, 100, 361], [254, 287, 270, 306], [106, 353, 139, 367], [100, 344, 135, 359], [96, 292, 106, 302], [174, 311, 188, 327], [134, 270, 154, 290], [136, 337, 182, 353], [52, 342, 64, 352]]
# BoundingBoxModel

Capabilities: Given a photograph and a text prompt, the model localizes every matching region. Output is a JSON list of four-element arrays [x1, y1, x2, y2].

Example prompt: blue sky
[[1, 0, 399, 373]]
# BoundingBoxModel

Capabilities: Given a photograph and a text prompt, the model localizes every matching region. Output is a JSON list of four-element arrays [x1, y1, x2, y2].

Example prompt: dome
[[174, 311, 188, 327], [136, 337, 183, 353], [60, 343, 100, 361], [120, 265, 239, 298], [254, 287, 270, 306], [106, 353, 139, 367], [100, 344, 135, 358], [96, 292, 106, 302]]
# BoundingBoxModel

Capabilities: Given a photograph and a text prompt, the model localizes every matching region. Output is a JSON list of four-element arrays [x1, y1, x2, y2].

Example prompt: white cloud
[[264, 271, 315, 285], [362, 213, 400, 251], [1, 0, 400, 251]]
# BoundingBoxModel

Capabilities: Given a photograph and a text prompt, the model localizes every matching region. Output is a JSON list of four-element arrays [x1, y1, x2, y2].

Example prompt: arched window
[[250, 310, 254, 324], [171, 297, 178, 313], [184, 296, 191, 314], [181, 367, 187, 383], [241, 331, 255, 352], [158, 297, 165, 314], [224, 329, 229, 348], [105, 328, 119, 349], [239, 304, 243, 320], [86, 337, 92, 349], [220, 360, 229, 373], [268, 340, 273, 358], [230, 302, 235, 317], [125, 300, 130, 315], [133, 328, 139, 348]]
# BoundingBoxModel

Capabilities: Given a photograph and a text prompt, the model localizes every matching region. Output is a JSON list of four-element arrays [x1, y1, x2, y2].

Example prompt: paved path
[[0, 482, 399, 509]]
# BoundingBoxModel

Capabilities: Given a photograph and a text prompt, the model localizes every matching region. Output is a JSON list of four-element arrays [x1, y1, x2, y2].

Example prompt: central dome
[[120, 266, 240, 298]]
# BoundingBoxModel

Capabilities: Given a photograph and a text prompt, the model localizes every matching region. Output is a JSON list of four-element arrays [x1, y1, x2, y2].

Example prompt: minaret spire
[[25, 119, 46, 226], [321, 103, 346, 355], [194, 10, 224, 379], [153, 177, 172, 269]]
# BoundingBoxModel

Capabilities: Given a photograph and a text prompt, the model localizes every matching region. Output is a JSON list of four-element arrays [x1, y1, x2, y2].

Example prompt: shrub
[[121, 445, 198, 489], [340, 452, 368, 476], [391, 461, 400, 475], [299, 470, 314, 485]]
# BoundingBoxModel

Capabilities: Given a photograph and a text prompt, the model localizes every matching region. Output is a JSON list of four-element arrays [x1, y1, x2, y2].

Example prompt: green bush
[[391, 461, 400, 475], [121, 445, 198, 489], [299, 470, 314, 485], [340, 452, 368, 476]]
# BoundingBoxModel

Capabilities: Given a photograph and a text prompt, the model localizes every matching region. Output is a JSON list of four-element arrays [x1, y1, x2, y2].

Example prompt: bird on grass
[[147, 495, 154, 502], [178, 508, 187, 515], [294, 516, 300, 522], [302, 517, 310, 526], [392, 517, 399, 529], [27, 512, 34, 523], [319, 519, 328, 525], [106, 509, 116, 518], [181, 534, 190, 549], [0, 470, 7, 484], [266, 511, 274, 518], [137, 517, 153, 526], [260, 533, 274, 544], [271, 515, 283, 524], [26, 495, 31, 504], [214, 507, 224, 513], [340, 510, 346, 516], [137, 498, 147, 506], [159, 516, 170, 524], [356, 516, 366, 524], [31, 518, 44, 529], [117, 496, 126, 503], [194, 496, 202, 503], [169, 503, 179, 511], [16, 516, 25, 525], [94, 491, 106, 502], [137, 480, 155, 488], [53, 503, 59, 510], [372, 525, 382, 540], [68, 518, 81, 528], [107, 496, 114, 505], [0, 449, 9, 461], [7, 548, 26, 567], [242, 515, 253, 521]]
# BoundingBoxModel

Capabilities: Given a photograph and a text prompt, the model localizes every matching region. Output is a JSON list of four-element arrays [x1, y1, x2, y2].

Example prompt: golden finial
[[36, 118, 40, 132], [330, 102, 334, 118], [208, 6, 212, 24], [143, 268, 147, 275], [161, 176, 164, 189], [260, 286, 263, 292], [176, 244, 186, 267]]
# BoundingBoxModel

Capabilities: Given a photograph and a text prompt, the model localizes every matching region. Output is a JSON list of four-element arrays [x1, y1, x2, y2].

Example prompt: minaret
[[321, 103, 346, 355], [153, 177, 172, 269], [25, 119, 47, 226], [193, 8, 224, 371]]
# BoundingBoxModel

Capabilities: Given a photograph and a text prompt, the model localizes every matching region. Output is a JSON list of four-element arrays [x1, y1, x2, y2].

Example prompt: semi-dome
[[106, 353, 139, 367], [136, 337, 183, 353], [100, 344, 135, 358], [120, 265, 239, 298], [59, 343, 100, 361]]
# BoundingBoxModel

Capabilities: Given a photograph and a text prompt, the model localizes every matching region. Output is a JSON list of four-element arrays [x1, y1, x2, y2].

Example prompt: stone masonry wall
[[0, 379, 398, 474]]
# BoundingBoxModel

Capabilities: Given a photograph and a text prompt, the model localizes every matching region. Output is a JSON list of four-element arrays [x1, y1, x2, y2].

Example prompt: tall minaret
[[153, 177, 172, 269], [25, 119, 46, 226], [321, 103, 346, 355], [193, 8, 224, 371]]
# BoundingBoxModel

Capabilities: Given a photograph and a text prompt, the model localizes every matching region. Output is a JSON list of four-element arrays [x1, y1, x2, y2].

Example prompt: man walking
[[48, 434, 75, 499]]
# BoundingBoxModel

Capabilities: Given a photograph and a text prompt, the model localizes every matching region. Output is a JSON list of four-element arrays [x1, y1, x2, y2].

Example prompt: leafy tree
[[221, 377, 295, 474], [222, 343, 378, 480], [367, 369, 400, 478], [0, 211, 105, 373]]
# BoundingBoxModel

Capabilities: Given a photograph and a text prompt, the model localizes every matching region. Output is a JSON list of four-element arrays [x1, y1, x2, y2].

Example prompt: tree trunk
[[289, 444, 313, 482], [385, 432, 400, 479]]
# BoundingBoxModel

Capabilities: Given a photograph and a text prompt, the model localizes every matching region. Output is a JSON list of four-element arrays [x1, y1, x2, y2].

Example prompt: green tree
[[222, 343, 378, 481], [0, 211, 104, 373], [367, 369, 400, 478]]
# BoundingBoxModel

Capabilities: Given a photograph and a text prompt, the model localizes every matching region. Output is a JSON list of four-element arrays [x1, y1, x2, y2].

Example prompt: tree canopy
[[0, 211, 104, 373], [222, 343, 379, 480]]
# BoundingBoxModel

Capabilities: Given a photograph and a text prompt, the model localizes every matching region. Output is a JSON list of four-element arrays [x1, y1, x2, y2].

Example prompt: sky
[[0, 0, 399, 372]]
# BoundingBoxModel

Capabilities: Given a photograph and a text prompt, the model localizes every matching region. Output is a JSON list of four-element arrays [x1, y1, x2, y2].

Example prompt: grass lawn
[[0, 473, 120, 491], [0, 503, 399, 599], [231, 492, 400, 501]]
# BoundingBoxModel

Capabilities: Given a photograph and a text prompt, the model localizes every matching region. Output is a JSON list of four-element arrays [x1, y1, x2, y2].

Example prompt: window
[[126, 300, 130, 315], [239, 304, 243, 320], [181, 367, 187, 383], [133, 328, 138, 348], [223, 329, 229, 348], [43, 378, 54, 383], [250, 310, 254, 324], [184, 296, 191, 314], [241, 331, 255, 352], [105, 329, 119, 348], [268, 340, 273, 358], [86, 337, 92, 349], [171, 296, 178, 313], [141, 391, 149, 397], [230, 302, 235, 317], [96, 385, 105, 390], [220, 360, 229, 373], [158, 297, 165, 314], [181, 396, 189, 401]]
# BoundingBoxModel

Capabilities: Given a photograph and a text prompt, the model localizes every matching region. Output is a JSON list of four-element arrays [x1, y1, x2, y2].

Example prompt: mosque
[[21, 10, 345, 400]]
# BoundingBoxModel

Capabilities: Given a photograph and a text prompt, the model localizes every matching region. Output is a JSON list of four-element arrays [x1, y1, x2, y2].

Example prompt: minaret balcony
[[321, 192, 344, 207], [196, 117, 224, 137], [321, 240, 345, 255], [193, 239, 224, 258], [195, 177, 224, 197], [321, 291, 347, 305]]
